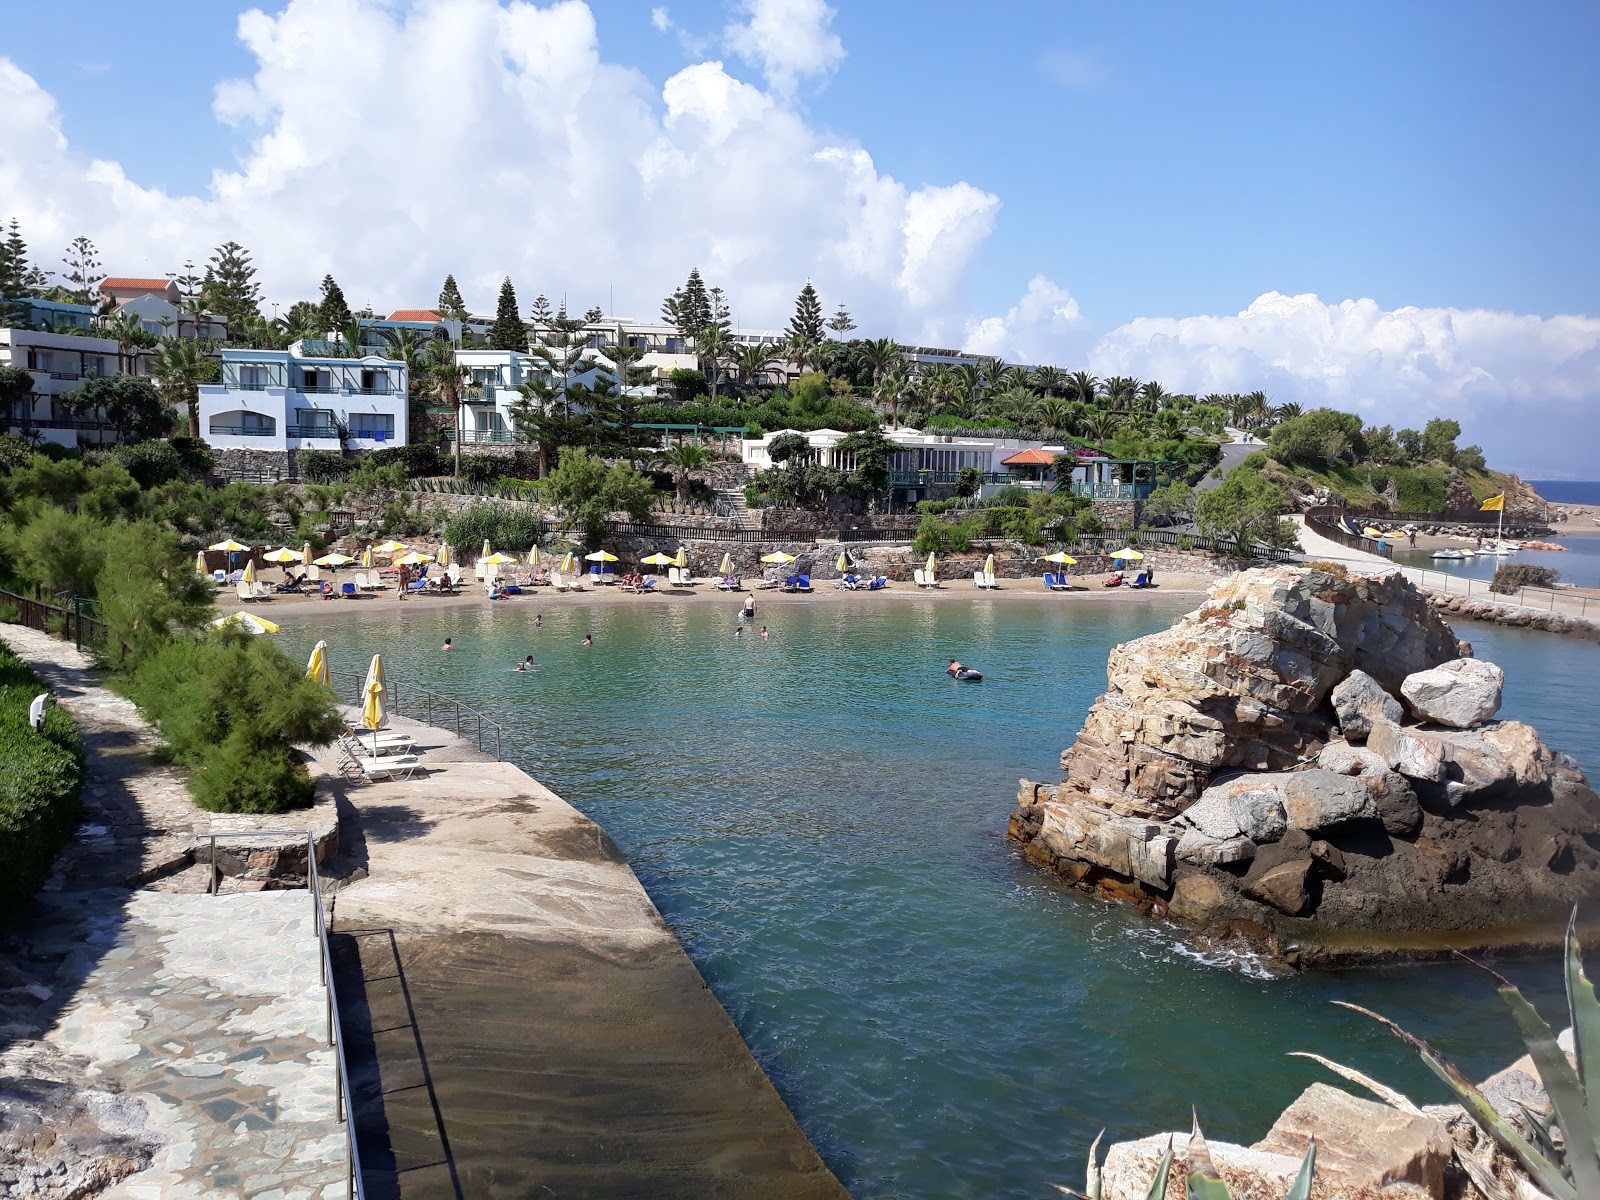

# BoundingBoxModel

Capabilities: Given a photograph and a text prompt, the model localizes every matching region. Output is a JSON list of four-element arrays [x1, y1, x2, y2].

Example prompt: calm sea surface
[[1528, 480, 1600, 506], [281, 596, 1599, 1199], [1393, 533, 1600, 591]]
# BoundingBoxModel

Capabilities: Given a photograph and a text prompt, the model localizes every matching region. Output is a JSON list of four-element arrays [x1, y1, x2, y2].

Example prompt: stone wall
[[212, 447, 296, 481], [1090, 498, 1144, 526], [1419, 588, 1600, 642]]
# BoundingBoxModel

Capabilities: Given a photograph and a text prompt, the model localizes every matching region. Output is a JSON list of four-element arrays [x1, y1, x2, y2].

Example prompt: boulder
[[1166, 873, 1233, 927], [1037, 801, 1176, 889], [1367, 771, 1423, 836], [1254, 1083, 1451, 1197], [1174, 828, 1256, 867], [1057, 566, 1459, 819], [1316, 740, 1388, 777], [1281, 769, 1379, 832], [1368, 718, 1447, 782], [1371, 719, 1549, 808], [1100, 1131, 1432, 1200], [1181, 773, 1288, 843], [1330, 669, 1403, 741], [1400, 658, 1504, 728], [1242, 859, 1315, 915]]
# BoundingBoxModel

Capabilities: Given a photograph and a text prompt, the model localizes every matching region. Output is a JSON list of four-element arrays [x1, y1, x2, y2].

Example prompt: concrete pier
[[313, 716, 848, 1199]]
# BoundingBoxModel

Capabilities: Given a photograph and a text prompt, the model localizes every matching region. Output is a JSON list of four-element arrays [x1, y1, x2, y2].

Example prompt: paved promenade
[[0, 625, 349, 1199]]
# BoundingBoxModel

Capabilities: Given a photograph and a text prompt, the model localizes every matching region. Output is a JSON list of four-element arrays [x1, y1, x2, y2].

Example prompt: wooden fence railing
[[0, 588, 109, 653]]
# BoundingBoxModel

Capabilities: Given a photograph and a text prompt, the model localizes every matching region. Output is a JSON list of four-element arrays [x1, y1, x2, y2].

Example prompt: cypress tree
[[437, 274, 467, 320], [317, 274, 352, 334], [787, 282, 824, 344], [201, 241, 262, 328], [487, 277, 527, 350]]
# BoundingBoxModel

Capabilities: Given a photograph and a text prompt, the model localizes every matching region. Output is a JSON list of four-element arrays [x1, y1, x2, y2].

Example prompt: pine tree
[[487, 277, 527, 351], [317, 274, 352, 334], [583, 305, 604, 324], [61, 236, 104, 304], [680, 268, 711, 334], [826, 303, 856, 337], [529, 294, 554, 329], [2, 220, 47, 295], [173, 259, 204, 304], [437, 274, 468, 320], [787, 281, 824, 344], [201, 241, 262, 328], [708, 286, 732, 337]]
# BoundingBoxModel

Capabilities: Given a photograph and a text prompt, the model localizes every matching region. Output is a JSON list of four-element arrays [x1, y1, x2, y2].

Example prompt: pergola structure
[[1065, 458, 1182, 501]]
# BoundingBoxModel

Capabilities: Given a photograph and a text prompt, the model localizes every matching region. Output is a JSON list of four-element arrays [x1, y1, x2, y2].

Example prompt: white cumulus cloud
[[962, 274, 1084, 363], [723, 0, 845, 98]]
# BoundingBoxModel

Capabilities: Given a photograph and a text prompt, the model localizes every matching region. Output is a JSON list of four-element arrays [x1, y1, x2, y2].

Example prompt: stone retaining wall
[[212, 447, 296, 481], [1419, 588, 1600, 642]]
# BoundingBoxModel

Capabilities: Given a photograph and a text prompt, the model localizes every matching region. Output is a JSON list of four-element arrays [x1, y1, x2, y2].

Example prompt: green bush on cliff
[[0, 644, 85, 914]]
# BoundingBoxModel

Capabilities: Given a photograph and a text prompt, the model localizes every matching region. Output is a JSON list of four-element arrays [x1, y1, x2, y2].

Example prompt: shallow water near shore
[[283, 595, 1600, 1199]]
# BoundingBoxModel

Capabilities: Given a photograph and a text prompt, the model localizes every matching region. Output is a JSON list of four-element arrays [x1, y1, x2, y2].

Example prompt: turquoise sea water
[[282, 596, 1598, 1199], [1393, 534, 1600, 591]]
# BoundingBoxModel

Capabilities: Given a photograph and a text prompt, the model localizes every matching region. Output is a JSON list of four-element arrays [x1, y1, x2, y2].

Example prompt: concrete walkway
[[0, 625, 350, 1199], [315, 715, 848, 1200]]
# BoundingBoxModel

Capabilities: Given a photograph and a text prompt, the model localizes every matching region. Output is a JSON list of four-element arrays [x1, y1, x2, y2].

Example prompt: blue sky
[[2, 0, 1598, 472]]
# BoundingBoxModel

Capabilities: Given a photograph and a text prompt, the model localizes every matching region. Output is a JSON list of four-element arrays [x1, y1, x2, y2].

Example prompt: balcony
[[1069, 481, 1157, 500], [443, 428, 519, 444], [350, 385, 393, 396], [349, 428, 394, 441], [296, 383, 340, 394], [208, 424, 277, 437], [286, 424, 339, 438]]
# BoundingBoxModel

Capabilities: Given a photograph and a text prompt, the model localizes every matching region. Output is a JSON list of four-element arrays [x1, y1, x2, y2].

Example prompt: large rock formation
[[1010, 565, 1600, 965]]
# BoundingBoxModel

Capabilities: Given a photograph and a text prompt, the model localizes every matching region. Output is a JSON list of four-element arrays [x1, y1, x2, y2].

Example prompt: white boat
[[1431, 549, 1467, 561]]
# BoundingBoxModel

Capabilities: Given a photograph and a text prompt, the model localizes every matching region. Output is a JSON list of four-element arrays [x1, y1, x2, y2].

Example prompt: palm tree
[[993, 384, 1040, 426], [426, 337, 468, 474], [875, 367, 910, 424], [1065, 370, 1099, 405], [980, 357, 1008, 393], [1139, 380, 1167, 407], [1038, 395, 1074, 432], [955, 362, 983, 406], [151, 338, 213, 438], [1080, 409, 1123, 446], [660, 443, 710, 505], [101, 310, 143, 374], [857, 337, 901, 387], [919, 365, 960, 413], [1244, 390, 1271, 430], [695, 326, 731, 401], [1030, 365, 1064, 396], [784, 334, 823, 374], [1102, 376, 1140, 408], [1274, 401, 1303, 421], [732, 343, 782, 390]]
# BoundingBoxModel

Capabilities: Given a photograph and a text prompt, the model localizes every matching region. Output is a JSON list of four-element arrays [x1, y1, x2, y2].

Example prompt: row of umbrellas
[[305, 640, 387, 735]]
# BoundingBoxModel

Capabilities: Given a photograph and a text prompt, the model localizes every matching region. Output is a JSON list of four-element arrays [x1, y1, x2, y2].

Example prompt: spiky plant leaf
[[1479, 960, 1600, 1197], [1518, 1102, 1564, 1171], [1284, 1137, 1316, 1200], [1143, 1136, 1173, 1200], [1287, 1052, 1425, 1114], [1335, 1002, 1578, 1200], [1563, 910, 1600, 1152], [1185, 1117, 1230, 1200]]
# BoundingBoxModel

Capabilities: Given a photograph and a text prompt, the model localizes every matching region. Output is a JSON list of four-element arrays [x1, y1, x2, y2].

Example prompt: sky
[[2, 0, 1598, 475]]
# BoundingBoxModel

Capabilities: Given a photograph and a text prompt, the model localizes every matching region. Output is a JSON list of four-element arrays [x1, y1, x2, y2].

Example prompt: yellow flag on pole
[[1480, 494, 1504, 512]]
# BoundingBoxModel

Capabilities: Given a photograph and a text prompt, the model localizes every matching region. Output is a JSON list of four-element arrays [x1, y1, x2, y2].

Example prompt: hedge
[[0, 644, 85, 914]]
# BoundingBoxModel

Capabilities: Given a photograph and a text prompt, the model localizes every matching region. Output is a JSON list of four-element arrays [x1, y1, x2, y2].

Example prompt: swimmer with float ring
[[947, 658, 983, 681]]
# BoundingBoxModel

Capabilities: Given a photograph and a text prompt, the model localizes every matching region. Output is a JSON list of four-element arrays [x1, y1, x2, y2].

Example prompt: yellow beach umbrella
[[984, 552, 996, 576], [925, 551, 938, 575], [315, 551, 355, 567], [585, 550, 619, 562], [242, 559, 257, 584], [481, 539, 493, 561], [640, 552, 675, 566], [394, 551, 435, 566], [195, 551, 209, 575], [306, 640, 330, 685], [1044, 551, 1078, 564], [262, 547, 300, 563], [373, 540, 408, 556], [208, 538, 249, 553], [212, 611, 280, 635], [361, 546, 373, 568], [836, 551, 848, 573], [761, 551, 796, 564], [1109, 547, 1144, 560], [438, 543, 453, 568], [558, 551, 577, 573], [674, 547, 688, 569], [301, 542, 313, 568], [481, 552, 516, 565], [525, 546, 538, 567], [718, 552, 735, 576], [361, 654, 387, 731]]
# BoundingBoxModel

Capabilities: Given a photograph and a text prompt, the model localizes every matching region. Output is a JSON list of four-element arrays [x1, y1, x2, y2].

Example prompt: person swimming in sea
[[582, 634, 593, 646]]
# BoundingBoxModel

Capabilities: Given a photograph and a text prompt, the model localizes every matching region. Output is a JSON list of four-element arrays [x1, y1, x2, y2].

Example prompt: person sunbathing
[[1103, 571, 1124, 588]]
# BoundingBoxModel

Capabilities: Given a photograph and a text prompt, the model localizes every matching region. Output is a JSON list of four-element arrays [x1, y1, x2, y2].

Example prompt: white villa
[[0, 327, 129, 448], [98, 278, 229, 341], [196, 345, 408, 453]]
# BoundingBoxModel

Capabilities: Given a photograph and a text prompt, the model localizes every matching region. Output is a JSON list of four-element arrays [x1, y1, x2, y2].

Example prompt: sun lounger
[[677, 570, 698, 586], [836, 573, 861, 590], [795, 574, 811, 592], [357, 570, 385, 591], [974, 570, 999, 589], [341, 582, 358, 598], [342, 729, 416, 757], [668, 567, 685, 586], [236, 580, 267, 603], [623, 577, 659, 594], [339, 749, 421, 782], [1130, 570, 1150, 588], [865, 575, 888, 590], [914, 569, 940, 589], [714, 575, 741, 590], [1044, 572, 1072, 591]]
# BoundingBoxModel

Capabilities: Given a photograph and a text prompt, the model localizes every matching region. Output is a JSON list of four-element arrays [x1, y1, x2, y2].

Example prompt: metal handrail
[[329, 671, 503, 760], [202, 829, 364, 1199]]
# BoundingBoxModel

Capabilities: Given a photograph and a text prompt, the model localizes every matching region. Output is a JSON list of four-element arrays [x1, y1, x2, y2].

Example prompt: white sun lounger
[[342, 729, 416, 757], [236, 580, 269, 602], [339, 751, 420, 782]]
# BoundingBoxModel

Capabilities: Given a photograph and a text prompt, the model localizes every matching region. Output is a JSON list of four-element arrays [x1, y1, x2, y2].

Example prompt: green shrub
[[1239, 451, 1268, 471], [166, 436, 215, 478], [0, 434, 38, 473], [366, 443, 441, 477], [112, 441, 188, 488], [298, 449, 354, 483], [442, 502, 544, 553], [0, 644, 85, 913], [987, 484, 1033, 508], [912, 513, 985, 556], [457, 453, 502, 484], [119, 630, 343, 814]]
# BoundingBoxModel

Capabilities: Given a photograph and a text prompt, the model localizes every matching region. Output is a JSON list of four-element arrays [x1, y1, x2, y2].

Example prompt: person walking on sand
[[397, 563, 410, 598]]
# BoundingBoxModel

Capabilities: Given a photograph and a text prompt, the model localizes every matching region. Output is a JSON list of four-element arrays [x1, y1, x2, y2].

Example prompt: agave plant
[[1322, 912, 1600, 1200], [1060, 1117, 1315, 1200]]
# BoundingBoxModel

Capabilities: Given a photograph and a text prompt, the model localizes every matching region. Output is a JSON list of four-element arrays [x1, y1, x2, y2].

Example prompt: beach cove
[[276, 587, 1600, 1198]]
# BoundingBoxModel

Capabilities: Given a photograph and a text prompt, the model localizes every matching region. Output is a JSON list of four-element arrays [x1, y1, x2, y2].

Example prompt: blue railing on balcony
[[888, 469, 1014, 487], [351, 385, 392, 395], [349, 428, 392, 441], [286, 424, 338, 438], [296, 384, 340, 394], [208, 424, 277, 437], [442, 428, 518, 444]]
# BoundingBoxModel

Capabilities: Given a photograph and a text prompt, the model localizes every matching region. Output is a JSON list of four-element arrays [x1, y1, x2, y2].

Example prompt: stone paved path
[[0, 625, 351, 1199]]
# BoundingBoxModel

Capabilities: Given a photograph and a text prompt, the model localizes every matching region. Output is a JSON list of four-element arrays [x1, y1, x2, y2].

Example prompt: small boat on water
[[1431, 549, 1467, 560]]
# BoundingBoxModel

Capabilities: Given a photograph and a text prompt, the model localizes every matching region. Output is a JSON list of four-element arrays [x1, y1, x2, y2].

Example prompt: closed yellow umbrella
[[984, 552, 996, 576], [438, 543, 452, 568], [674, 547, 688, 569], [718, 552, 735, 576], [481, 539, 493, 562], [242, 558, 257, 584], [306, 640, 330, 685], [836, 551, 848, 573], [526, 546, 539, 566], [361, 546, 373, 568], [262, 547, 300, 563], [361, 654, 386, 731], [925, 551, 937, 575], [212, 612, 280, 634], [558, 551, 577, 573], [1044, 551, 1078, 565], [302, 542, 313, 568], [196, 551, 209, 575]]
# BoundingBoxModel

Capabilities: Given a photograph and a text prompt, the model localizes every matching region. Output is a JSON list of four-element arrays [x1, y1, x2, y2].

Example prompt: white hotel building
[[195, 345, 409, 453]]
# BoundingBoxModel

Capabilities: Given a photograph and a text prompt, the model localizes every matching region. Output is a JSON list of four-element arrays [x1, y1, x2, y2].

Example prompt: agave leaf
[[1564, 912, 1600, 1138], [1287, 1051, 1425, 1114], [1284, 1136, 1316, 1200], [1087, 1129, 1104, 1200], [1142, 1135, 1174, 1200], [1334, 1002, 1578, 1200], [1517, 1101, 1562, 1168], [1481, 962, 1600, 1198], [1184, 1117, 1230, 1200]]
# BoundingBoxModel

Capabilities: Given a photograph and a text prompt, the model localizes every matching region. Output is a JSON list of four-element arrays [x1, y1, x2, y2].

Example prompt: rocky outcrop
[[1009, 565, 1600, 965]]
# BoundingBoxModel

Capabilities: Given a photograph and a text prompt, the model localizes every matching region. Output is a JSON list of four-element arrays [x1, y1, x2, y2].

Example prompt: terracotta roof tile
[[389, 309, 442, 322], [100, 277, 174, 291], [1001, 447, 1058, 466]]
